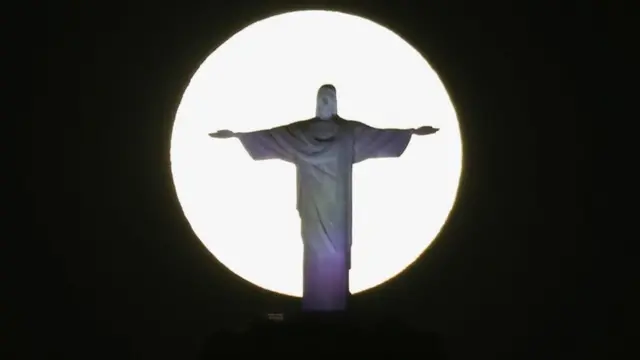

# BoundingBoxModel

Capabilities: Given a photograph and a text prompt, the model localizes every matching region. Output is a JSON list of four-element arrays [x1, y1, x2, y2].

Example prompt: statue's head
[[316, 84, 337, 120]]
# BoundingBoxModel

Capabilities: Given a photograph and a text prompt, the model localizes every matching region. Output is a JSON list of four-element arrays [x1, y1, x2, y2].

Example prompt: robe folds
[[237, 117, 412, 311]]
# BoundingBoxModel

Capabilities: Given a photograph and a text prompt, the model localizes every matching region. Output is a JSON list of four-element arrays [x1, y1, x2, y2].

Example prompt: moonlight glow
[[170, 11, 462, 297]]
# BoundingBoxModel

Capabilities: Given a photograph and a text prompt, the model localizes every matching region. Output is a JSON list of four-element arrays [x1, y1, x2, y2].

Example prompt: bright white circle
[[170, 10, 462, 297]]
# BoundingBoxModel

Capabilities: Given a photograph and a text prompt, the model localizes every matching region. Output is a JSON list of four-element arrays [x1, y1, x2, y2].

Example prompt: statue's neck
[[316, 108, 337, 120], [316, 113, 337, 121]]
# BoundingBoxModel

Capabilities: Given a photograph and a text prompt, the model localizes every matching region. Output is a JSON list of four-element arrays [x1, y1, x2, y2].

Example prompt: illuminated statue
[[209, 84, 439, 311]]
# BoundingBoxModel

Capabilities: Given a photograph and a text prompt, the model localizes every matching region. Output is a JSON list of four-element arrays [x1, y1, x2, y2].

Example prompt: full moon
[[170, 10, 462, 297]]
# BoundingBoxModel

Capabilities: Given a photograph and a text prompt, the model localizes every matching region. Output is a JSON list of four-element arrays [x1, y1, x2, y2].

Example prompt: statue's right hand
[[208, 130, 235, 139]]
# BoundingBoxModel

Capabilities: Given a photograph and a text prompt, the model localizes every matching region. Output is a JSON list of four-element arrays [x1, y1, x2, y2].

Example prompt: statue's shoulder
[[287, 118, 316, 128], [336, 117, 363, 128]]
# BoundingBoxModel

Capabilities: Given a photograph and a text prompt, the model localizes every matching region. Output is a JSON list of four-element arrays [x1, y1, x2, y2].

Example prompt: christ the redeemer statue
[[209, 84, 439, 312]]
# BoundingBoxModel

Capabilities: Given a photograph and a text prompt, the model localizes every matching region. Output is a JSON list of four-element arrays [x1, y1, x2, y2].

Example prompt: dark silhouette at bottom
[[201, 312, 447, 358]]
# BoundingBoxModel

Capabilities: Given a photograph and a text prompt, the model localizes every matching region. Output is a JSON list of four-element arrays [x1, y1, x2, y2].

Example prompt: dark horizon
[[14, 1, 615, 359]]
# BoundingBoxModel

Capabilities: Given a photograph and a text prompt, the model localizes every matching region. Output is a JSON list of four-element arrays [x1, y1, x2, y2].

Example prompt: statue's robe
[[237, 117, 413, 311]]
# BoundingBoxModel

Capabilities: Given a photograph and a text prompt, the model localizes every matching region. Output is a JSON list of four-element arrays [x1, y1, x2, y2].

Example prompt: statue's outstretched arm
[[349, 120, 439, 136], [209, 126, 299, 162], [411, 126, 439, 136]]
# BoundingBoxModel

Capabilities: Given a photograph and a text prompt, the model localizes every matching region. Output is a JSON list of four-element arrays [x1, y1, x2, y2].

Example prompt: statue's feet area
[[202, 312, 446, 357]]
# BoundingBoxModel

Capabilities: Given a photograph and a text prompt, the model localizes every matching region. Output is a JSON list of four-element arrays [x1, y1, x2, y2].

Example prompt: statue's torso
[[294, 118, 353, 252]]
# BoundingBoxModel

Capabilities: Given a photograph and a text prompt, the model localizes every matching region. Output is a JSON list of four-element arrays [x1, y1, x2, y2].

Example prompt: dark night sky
[[14, 1, 621, 358]]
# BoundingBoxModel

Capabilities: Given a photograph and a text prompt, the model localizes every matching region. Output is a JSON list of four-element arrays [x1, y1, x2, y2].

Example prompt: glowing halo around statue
[[170, 10, 462, 297]]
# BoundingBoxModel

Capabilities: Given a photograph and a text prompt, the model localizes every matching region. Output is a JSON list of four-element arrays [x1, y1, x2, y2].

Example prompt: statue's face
[[316, 85, 337, 120]]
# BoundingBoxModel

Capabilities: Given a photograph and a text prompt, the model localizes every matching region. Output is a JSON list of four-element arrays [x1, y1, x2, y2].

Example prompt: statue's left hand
[[208, 130, 236, 139], [413, 126, 439, 135]]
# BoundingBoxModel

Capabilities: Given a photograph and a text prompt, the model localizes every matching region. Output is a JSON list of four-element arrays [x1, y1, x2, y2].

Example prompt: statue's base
[[265, 310, 352, 324], [203, 311, 445, 357], [254, 311, 360, 332]]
